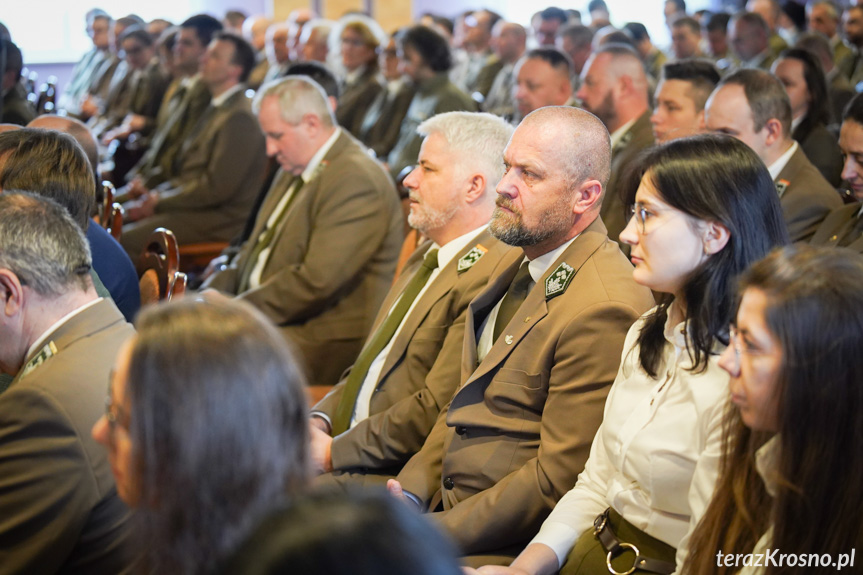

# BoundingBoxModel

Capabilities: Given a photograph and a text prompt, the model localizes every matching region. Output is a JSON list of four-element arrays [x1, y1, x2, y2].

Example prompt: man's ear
[[0, 269, 24, 318], [464, 173, 487, 203], [703, 221, 731, 255], [763, 117, 784, 147], [572, 179, 603, 214]]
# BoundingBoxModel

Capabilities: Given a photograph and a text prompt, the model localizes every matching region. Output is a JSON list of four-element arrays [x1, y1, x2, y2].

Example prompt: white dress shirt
[[349, 225, 488, 426], [767, 140, 798, 183], [531, 304, 729, 572]]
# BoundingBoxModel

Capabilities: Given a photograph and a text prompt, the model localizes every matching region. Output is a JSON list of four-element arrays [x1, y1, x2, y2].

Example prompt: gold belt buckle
[[606, 542, 640, 575]]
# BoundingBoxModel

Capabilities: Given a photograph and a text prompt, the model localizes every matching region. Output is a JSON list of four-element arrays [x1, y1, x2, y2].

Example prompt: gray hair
[[0, 192, 92, 297], [417, 111, 514, 189], [300, 19, 333, 47], [253, 76, 336, 126]]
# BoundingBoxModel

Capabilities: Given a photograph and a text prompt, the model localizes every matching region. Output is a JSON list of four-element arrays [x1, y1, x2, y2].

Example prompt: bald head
[[493, 106, 610, 256], [522, 106, 611, 192], [492, 21, 526, 63], [576, 45, 650, 133]]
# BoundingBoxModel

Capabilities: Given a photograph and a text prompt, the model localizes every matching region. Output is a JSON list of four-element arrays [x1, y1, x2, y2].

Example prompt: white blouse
[[531, 306, 730, 572]]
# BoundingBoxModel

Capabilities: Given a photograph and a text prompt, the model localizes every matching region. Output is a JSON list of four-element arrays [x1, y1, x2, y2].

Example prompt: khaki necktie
[[493, 261, 532, 343], [330, 248, 440, 435], [237, 176, 303, 293]]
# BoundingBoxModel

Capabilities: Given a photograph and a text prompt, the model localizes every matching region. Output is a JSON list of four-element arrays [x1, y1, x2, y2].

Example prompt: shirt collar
[[211, 83, 244, 108], [767, 140, 798, 181], [24, 298, 103, 365], [434, 224, 490, 270], [302, 127, 341, 182], [610, 117, 638, 150], [755, 434, 782, 498], [522, 235, 579, 283]]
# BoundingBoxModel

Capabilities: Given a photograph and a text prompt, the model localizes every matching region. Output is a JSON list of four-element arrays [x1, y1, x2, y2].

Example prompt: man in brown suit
[[203, 76, 403, 388], [120, 32, 266, 258], [705, 69, 842, 242], [309, 111, 516, 482], [577, 43, 654, 245], [0, 193, 134, 574], [387, 106, 654, 565], [812, 93, 863, 253]]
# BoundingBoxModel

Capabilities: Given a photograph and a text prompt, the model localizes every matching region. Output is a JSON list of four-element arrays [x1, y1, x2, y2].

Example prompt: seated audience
[[772, 48, 843, 186], [221, 490, 463, 575], [812, 93, 863, 251], [794, 31, 854, 126], [79, 16, 144, 121], [513, 48, 574, 123], [532, 6, 568, 47], [203, 77, 403, 388], [387, 25, 475, 180], [475, 134, 788, 575], [806, 0, 855, 75], [1, 40, 35, 125], [335, 16, 386, 138], [478, 21, 526, 118], [0, 128, 140, 321], [299, 19, 333, 63], [260, 21, 290, 85], [0, 192, 134, 573], [577, 43, 654, 245], [59, 10, 112, 116], [242, 15, 272, 90], [92, 296, 309, 574], [387, 107, 654, 566], [729, 12, 777, 71], [651, 59, 720, 143], [450, 10, 501, 96], [121, 32, 266, 258], [705, 68, 842, 242], [704, 12, 731, 64], [310, 112, 514, 482], [555, 24, 593, 93], [684, 245, 863, 574], [624, 22, 667, 81]]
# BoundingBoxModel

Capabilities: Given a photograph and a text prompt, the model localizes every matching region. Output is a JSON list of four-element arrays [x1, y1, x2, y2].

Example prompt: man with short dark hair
[[651, 59, 720, 142], [532, 6, 568, 47], [671, 16, 706, 60], [121, 32, 266, 258], [812, 93, 863, 252], [576, 43, 654, 243], [624, 22, 667, 81], [730, 11, 777, 70], [705, 68, 842, 241], [0, 191, 135, 574], [513, 48, 573, 122], [704, 11, 731, 63]]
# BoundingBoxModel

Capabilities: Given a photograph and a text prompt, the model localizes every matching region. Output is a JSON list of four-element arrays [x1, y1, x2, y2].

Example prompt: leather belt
[[593, 508, 676, 575]]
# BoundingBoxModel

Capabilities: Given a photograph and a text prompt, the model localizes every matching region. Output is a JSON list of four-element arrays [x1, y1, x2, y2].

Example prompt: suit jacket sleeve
[[238, 173, 397, 325], [413, 300, 642, 554], [155, 111, 264, 212], [329, 310, 469, 470], [0, 386, 103, 574]]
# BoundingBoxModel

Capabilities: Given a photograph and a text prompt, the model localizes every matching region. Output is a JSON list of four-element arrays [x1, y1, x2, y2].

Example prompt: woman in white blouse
[[474, 135, 789, 575], [683, 246, 863, 574]]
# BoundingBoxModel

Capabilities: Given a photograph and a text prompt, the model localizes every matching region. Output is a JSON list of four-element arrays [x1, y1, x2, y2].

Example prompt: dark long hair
[[624, 134, 789, 376], [127, 297, 310, 574], [780, 48, 831, 143], [686, 246, 863, 574]]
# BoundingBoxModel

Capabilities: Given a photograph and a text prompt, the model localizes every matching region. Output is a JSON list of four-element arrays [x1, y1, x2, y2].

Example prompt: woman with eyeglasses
[[683, 245, 863, 574], [334, 15, 386, 138], [91, 296, 310, 574], [473, 134, 789, 575]]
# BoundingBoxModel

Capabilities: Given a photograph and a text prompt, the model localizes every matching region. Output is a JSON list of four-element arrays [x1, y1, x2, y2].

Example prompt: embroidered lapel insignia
[[458, 245, 488, 273], [775, 179, 789, 198], [19, 341, 58, 380], [545, 262, 575, 300]]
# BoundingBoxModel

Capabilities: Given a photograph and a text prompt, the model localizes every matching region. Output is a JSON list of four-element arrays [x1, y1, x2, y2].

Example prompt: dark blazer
[[795, 121, 843, 188], [120, 87, 266, 257], [396, 218, 654, 564], [603, 110, 655, 245], [360, 79, 416, 159], [337, 67, 385, 138], [811, 202, 863, 253], [0, 299, 135, 574], [474, 56, 505, 98], [775, 145, 844, 242], [87, 222, 140, 322], [315, 230, 514, 476], [205, 130, 404, 387]]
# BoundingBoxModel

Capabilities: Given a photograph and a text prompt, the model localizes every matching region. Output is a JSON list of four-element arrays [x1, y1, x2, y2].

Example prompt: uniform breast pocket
[[405, 326, 447, 374], [484, 368, 547, 421], [649, 451, 695, 516]]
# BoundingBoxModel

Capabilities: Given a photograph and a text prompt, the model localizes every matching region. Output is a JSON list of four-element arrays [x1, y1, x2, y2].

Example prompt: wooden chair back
[[139, 227, 187, 305]]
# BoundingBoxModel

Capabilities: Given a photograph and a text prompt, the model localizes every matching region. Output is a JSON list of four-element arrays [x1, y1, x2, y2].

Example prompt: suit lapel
[[458, 219, 608, 392]]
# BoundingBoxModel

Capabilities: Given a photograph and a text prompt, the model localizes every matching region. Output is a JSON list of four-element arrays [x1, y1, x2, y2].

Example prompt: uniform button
[[443, 477, 455, 490], [455, 426, 467, 435]]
